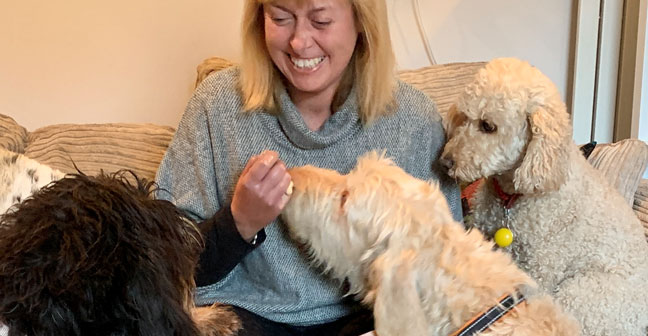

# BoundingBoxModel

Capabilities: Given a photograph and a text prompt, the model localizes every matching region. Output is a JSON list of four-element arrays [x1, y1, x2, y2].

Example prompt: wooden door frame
[[615, 0, 647, 140]]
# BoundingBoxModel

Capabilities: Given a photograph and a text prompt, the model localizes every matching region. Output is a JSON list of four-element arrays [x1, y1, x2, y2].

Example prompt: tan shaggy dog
[[282, 152, 580, 336], [441, 58, 648, 335]]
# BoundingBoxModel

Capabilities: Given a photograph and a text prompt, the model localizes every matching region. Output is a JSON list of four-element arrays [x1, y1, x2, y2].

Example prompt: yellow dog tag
[[494, 228, 513, 248]]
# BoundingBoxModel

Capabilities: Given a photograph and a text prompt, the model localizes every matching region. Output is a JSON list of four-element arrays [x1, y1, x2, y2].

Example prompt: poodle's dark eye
[[479, 120, 497, 133], [340, 190, 349, 208]]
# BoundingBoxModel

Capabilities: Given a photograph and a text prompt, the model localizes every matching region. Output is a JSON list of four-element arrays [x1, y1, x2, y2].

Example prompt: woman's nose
[[290, 21, 313, 52]]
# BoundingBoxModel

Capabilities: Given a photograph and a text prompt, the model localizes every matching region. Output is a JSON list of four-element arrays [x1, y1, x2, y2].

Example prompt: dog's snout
[[439, 156, 454, 171]]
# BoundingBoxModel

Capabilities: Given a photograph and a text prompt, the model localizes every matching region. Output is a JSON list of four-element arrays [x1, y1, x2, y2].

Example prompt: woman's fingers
[[278, 174, 294, 209], [231, 150, 291, 241], [247, 151, 279, 182]]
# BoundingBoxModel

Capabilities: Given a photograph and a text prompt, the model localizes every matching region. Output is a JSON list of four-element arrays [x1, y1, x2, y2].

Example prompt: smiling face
[[263, 0, 358, 100]]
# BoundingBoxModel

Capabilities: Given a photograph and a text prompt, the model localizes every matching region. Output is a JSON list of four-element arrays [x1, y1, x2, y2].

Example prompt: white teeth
[[290, 56, 325, 69]]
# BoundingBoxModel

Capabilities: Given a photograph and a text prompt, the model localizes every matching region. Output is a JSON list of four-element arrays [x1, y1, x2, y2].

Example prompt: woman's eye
[[271, 17, 291, 25], [313, 20, 332, 27], [479, 120, 497, 133]]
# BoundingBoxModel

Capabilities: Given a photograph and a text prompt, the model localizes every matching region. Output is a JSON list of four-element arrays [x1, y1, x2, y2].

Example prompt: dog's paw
[[193, 303, 242, 336]]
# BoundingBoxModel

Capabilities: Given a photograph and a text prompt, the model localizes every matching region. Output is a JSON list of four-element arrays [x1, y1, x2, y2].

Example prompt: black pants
[[231, 306, 374, 336]]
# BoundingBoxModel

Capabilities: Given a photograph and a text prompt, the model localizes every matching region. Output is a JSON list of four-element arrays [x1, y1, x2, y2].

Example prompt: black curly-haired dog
[[0, 171, 240, 336]]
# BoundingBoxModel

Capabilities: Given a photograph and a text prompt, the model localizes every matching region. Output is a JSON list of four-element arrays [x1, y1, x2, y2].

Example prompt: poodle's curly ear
[[513, 104, 571, 193], [443, 104, 466, 136]]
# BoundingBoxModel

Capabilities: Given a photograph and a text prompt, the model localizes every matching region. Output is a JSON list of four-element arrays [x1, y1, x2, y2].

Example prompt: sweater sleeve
[[195, 206, 266, 286], [155, 85, 222, 221], [155, 75, 257, 285]]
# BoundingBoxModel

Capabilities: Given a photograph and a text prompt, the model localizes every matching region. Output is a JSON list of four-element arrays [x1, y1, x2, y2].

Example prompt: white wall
[[388, 0, 573, 99], [1, 0, 243, 131], [1, 0, 573, 131]]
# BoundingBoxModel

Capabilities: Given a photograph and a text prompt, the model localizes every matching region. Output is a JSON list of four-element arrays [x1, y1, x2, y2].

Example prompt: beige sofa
[[2, 58, 648, 241]]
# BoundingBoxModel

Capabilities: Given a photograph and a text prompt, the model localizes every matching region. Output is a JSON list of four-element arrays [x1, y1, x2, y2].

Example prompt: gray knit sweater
[[156, 67, 461, 325]]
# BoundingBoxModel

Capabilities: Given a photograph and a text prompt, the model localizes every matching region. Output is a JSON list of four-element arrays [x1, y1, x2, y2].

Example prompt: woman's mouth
[[289, 55, 326, 70]]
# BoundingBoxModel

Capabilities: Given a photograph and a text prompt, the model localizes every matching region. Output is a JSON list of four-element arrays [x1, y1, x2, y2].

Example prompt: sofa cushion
[[25, 123, 175, 181], [0, 114, 29, 153], [587, 139, 648, 206], [397, 62, 486, 117]]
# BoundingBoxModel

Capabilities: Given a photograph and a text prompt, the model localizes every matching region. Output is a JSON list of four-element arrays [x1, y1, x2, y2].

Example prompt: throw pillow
[[587, 139, 648, 206], [0, 148, 65, 214]]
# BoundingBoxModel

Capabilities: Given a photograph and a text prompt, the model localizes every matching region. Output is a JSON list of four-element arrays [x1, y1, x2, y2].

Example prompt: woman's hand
[[231, 150, 292, 242]]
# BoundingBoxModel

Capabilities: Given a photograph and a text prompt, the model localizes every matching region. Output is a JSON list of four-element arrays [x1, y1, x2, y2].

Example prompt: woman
[[156, 0, 462, 334]]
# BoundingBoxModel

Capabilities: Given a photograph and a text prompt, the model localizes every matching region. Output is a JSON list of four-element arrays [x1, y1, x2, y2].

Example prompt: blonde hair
[[239, 0, 397, 124]]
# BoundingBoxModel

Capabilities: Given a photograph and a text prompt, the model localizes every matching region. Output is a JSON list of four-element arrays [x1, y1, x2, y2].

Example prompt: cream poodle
[[441, 58, 648, 336], [282, 152, 580, 336]]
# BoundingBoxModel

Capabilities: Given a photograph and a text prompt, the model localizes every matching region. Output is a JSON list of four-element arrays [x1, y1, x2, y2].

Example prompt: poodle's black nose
[[439, 156, 454, 171]]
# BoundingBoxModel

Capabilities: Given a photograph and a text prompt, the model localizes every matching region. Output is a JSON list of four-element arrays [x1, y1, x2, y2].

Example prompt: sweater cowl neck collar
[[275, 85, 361, 150]]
